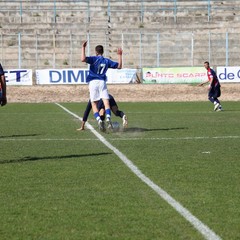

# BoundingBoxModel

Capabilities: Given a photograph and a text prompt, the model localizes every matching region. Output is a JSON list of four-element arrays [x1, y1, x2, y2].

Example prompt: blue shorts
[[97, 97, 117, 111], [208, 86, 221, 99]]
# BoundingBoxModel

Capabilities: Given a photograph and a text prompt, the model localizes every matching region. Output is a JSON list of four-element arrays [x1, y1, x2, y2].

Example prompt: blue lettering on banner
[[50, 70, 62, 83], [4, 70, 27, 82], [218, 68, 235, 81], [50, 70, 89, 83], [62, 70, 66, 83], [68, 70, 86, 83]]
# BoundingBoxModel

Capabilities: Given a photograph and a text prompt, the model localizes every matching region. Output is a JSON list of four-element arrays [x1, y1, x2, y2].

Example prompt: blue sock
[[94, 112, 101, 121], [105, 108, 111, 119]]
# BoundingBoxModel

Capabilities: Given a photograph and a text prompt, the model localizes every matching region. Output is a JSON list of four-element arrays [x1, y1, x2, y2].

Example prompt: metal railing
[[1, 0, 240, 24], [1, 31, 240, 70]]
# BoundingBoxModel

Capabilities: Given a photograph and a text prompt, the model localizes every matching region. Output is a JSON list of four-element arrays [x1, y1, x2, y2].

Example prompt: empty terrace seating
[[1, 0, 240, 70]]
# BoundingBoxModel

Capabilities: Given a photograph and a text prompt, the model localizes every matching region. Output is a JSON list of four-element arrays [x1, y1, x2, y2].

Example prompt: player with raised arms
[[81, 40, 122, 132]]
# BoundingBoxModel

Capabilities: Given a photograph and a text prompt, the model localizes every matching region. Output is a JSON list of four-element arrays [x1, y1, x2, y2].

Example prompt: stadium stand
[[0, 0, 240, 70]]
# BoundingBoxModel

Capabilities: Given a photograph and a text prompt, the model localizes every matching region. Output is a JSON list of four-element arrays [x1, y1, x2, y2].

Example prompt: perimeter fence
[[1, 31, 240, 70], [1, 0, 240, 24]]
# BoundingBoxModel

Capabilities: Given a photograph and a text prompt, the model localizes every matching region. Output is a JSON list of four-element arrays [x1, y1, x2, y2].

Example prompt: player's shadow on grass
[[0, 134, 40, 138], [220, 109, 239, 112], [0, 152, 111, 164], [123, 127, 187, 132]]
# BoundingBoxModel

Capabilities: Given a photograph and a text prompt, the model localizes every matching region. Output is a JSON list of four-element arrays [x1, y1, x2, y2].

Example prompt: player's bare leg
[[102, 98, 113, 129], [92, 101, 105, 132]]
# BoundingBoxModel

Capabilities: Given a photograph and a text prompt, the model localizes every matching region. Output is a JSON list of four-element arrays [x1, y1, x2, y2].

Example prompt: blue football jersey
[[85, 56, 118, 82]]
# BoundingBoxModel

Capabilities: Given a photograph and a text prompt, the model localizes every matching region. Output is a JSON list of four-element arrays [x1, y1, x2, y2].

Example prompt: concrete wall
[[1, 0, 240, 70]]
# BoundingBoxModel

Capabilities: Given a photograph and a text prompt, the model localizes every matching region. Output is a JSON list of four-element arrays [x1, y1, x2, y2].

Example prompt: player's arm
[[198, 80, 209, 86], [199, 74, 214, 90], [81, 40, 87, 62], [117, 48, 123, 69], [0, 74, 7, 106], [78, 121, 86, 131]]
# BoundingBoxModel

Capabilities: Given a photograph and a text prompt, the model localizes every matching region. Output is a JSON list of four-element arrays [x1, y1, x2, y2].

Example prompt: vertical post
[[208, 31, 211, 62], [20, 0, 23, 23], [1, 33, 3, 64], [141, 0, 144, 23], [53, 32, 56, 68], [87, 32, 90, 55], [121, 33, 124, 67], [140, 32, 142, 68], [157, 33, 160, 67], [207, 0, 211, 22], [226, 32, 229, 66], [36, 33, 38, 68], [54, 0, 56, 23], [70, 32, 72, 67], [174, 0, 177, 23], [18, 32, 21, 68], [191, 32, 194, 66], [104, 34, 107, 57], [107, 0, 111, 22], [87, 0, 90, 22]]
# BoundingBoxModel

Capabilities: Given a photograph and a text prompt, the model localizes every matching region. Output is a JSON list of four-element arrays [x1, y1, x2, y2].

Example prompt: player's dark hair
[[95, 45, 104, 55], [204, 61, 210, 65]]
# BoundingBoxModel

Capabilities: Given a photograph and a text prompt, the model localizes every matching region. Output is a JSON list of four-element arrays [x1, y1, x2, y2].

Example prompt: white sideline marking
[[0, 135, 239, 142], [0, 138, 98, 141], [110, 135, 240, 141], [56, 103, 221, 240]]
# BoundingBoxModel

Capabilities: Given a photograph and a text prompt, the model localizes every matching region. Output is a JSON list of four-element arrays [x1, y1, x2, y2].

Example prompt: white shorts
[[89, 80, 109, 102]]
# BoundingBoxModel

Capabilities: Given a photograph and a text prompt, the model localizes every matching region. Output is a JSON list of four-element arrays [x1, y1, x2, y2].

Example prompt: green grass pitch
[[0, 102, 239, 240]]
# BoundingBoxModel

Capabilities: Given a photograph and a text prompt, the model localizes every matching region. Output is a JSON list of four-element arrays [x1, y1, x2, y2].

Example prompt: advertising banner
[[217, 66, 240, 83], [36, 68, 137, 84], [106, 69, 137, 83], [36, 69, 89, 84], [142, 67, 207, 84], [5, 69, 32, 85]]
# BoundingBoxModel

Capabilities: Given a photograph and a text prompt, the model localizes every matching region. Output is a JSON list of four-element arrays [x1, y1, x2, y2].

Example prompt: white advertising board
[[5, 69, 33, 85], [142, 67, 207, 84], [106, 69, 137, 83], [217, 67, 240, 83], [36, 68, 137, 85], [36, 69, 88, 84]]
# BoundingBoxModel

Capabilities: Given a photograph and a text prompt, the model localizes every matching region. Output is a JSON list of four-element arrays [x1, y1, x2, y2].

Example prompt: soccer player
[[77, 94, 128, 131], [81, 40, 122, 132], [0, 63, 7, 107], [198, 61, 222, 111]]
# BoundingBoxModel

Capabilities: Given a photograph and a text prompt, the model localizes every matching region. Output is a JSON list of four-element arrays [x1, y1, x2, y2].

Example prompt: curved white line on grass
[[55, 103, 222, 240]]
